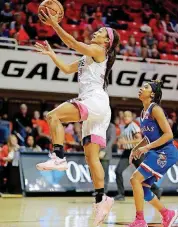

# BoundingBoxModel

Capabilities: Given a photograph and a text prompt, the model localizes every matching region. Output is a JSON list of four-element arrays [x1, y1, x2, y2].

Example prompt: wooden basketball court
[[0, 196, 177, 227]]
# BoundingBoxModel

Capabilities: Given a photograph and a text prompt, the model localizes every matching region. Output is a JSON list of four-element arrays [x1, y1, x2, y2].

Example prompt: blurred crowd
[[1, 0, 178, 60]]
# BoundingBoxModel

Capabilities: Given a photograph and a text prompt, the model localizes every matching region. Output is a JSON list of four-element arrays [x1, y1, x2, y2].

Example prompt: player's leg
[[36, 101, 84, 171], [134, 148, 178, 227], [84, 143, 114, 227], [84, 143, 104, 199], [128, 152, 157, 227], [133, 155, 162, 199], [82, 109, 113, 226]]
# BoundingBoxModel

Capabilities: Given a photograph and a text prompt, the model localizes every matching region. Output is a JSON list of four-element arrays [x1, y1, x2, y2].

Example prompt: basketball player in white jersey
[[35, 8, 119, 226]]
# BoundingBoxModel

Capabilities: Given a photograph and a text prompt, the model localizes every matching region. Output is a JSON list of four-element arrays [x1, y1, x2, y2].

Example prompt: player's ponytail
[[149, 80, 163, 104], [103, 29, 120, 90]]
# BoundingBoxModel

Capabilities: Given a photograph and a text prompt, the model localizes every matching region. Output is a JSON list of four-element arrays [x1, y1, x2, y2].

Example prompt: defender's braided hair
[[149, 80, 163, 104]]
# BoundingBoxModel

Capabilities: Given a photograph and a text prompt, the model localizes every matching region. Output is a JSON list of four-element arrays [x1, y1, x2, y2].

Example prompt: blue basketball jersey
[[140, 102, 173, 146]]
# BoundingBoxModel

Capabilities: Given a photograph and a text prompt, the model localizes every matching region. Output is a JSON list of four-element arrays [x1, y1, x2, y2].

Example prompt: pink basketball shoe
[[36, 153, 68, 171], [93, 195, 114, 226], [162, 210, 178, 227], [128, 219, 148, 227]]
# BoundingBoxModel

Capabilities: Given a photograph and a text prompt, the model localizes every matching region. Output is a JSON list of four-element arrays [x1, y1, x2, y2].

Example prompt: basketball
[[38, 0, 64, 24]]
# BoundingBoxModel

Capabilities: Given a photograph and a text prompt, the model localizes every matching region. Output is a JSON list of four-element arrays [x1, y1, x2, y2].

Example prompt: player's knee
[[130, 176, 137, 186], [130, 174, 141, 186], [46, 112, 58, 123], [143, 186, 155, 202]]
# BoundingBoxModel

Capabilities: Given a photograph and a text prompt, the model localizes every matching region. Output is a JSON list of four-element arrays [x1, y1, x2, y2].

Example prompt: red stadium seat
[[160, 54, 169, 60], [128, 22, 142, 31]]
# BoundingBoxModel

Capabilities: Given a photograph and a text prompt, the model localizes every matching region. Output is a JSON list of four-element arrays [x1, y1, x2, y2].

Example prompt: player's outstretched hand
[[35, 40, 54, 56], [39, 8, 57, 26]]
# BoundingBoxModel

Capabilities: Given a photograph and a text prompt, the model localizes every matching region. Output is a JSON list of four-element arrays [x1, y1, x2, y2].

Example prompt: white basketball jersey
[[78, 55, 108, 98]]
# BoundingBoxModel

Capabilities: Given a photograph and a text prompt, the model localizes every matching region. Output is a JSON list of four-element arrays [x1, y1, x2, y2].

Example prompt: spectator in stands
[[24, 16, 37, 40], [91, 12, 105, 31], [73, 123, 82, 146], [65, 1, 80, 25], [150, 43, 160, 59], [158, 35, 174, 54], [34, 19, 55, 40], [64, 124, 75, 152], [36, 111, 51, 150], [26, 135, 42, 152], [116, 5, 133, 22], [167, 36, 175, 53], [13, 104, 32, 144], [0, 22, 9, 38], [0, 114, 11, 144], [0, 145, 8, 193], [121, 35, 141, 57], [145, 31, 156, 48], [151, 15, 164, 41], [140, 37, 149, 59], [10, 13, 23, 30], [162, 14, 175, 33], [32, 110, 42, 128], [37, 111, 50, 139], [140, 37, 149, 49], [142, 3, 153, 24], [12, 4, 26, 25], [27, 0, 39, 15], [105, 8, 114, 26], [10, 22, 29, 45], [80, 4, 90, 21], [170, 112, 178, 139], [149, 13, 161, 29], [114, 116, 121, 137], [0, 2, 13, 23], [2, 135, 22, 194]]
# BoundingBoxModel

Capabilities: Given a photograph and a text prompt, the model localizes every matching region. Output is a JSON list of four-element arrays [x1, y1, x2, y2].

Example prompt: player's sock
[[53, 144, 64, 159], [95, 188, 104, 203], [160, 207, 169, 216], [136, 211, 144, 220]]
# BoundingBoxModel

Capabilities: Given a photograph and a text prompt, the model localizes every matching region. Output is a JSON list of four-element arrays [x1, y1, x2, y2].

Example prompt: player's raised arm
[[38, 8, 106, 60], [35, 41, 79, 74]]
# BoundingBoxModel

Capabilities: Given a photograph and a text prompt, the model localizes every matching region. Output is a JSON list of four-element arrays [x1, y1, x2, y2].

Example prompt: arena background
[[0, 0, 178, 196], [0, 0, 178, 226]]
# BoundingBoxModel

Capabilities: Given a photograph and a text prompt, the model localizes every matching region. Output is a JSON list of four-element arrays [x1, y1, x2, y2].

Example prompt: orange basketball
[[38, 0, 64, 24]]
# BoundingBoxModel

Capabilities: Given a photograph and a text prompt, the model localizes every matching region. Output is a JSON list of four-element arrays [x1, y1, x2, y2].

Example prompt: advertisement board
[[19, 152, 178, 194]]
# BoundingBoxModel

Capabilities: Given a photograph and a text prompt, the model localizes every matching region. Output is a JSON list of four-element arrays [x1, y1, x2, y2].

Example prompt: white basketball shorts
[[69, 91, 111, 148]]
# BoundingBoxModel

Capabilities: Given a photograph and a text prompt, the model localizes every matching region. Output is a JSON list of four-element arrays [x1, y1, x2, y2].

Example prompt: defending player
[[129, 80, 178, 227], [35, 8, 120, 226]]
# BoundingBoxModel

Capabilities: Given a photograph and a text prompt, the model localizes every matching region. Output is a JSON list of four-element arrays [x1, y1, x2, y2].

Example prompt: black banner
[[19, 152, 178, 194]]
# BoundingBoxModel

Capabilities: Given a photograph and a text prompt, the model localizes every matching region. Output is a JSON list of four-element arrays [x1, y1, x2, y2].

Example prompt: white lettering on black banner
[[0, 50, 178, 100]]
